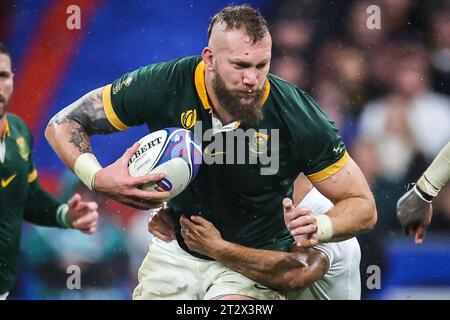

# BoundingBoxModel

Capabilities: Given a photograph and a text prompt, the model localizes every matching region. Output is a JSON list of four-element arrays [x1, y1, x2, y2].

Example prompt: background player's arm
[[180, 215, 328, 293], [397, 141, 450, 243], [313, 156, 377, 242], [45, 87, 170, 209]]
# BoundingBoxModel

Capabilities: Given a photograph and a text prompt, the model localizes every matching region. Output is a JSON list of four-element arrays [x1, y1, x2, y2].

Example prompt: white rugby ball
[[128, 127, 202, 201]]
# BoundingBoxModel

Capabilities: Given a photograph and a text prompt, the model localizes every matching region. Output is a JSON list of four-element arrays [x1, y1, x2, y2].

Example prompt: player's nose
[[242, 69, 257, 87]]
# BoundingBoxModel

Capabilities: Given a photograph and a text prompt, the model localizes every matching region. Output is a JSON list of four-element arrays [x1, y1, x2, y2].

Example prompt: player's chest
[[0, 136, 30, 196]]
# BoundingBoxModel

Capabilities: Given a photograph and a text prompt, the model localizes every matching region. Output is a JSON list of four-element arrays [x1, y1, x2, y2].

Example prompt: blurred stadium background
[[1, 0, 450, 299]]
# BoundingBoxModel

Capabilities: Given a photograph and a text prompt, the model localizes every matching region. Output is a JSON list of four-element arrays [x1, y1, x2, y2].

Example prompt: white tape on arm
[[74, 153, 102, 191], [316, 214, 333, 243], [416, 142, 450, 198]]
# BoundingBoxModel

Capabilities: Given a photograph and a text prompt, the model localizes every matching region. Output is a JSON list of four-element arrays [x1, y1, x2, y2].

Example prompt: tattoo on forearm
[[69, 122, 92, 153]]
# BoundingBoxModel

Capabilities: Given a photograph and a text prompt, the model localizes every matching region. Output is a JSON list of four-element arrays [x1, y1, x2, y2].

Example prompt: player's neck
[[204, 73, 234, 125]]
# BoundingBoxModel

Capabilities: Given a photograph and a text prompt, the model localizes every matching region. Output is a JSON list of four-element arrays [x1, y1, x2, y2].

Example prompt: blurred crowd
[[5, 0, 450, 299], [268, 0, 450, 296]]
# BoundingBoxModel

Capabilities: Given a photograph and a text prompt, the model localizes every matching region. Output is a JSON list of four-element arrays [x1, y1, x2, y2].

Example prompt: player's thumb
[[282, 198, 293, 210], [68, 193, 81, 210], [121, 142, 140, 166]]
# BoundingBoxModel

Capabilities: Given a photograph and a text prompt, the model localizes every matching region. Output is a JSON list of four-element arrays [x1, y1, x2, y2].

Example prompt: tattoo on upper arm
[[51, 87, 118, 135], [49, 87, 119, 153]]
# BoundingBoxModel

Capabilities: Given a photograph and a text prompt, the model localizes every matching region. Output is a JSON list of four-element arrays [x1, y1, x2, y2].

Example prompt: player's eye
[[256, 63, 268, 69], [0, 71, 11, 79], [233, 63, 248, 69]]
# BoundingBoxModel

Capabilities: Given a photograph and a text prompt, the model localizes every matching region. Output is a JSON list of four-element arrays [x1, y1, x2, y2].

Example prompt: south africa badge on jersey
[[16, 137, 30, 161], [181, 109, 197, 129], [249, 131, 269, 155]]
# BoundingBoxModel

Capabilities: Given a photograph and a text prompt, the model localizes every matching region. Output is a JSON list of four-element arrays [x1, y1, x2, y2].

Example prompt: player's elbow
[[284, 274, 311, 292], [362, 197, 377, 232], [276, 271, 311, 292], [44, 120, 57, 145]]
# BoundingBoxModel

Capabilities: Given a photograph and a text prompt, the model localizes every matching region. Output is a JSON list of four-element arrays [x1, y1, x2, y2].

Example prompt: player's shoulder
[[267, 73, 319, 113], [6, 113, 31, 134], [141, 55, 201, 78]]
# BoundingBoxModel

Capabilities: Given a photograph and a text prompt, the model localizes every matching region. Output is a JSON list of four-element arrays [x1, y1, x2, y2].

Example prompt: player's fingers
[[152, 230, 174, 242], [285, 207, 313, 223], [407, 224, 418, 237], [127, 188, 171, 202], [301, 233, 318, 248], [81, 222, 97, 234], [415, 224, 428, 244], [149, 213, 176, 236], [68, 193, 81, 210], [290, 224, 317, 237], [190, 215, 212, 228], [85, 201, 98, 212], [131, 173, 166, 186], [148, 217, 175, 241], [180, 216, 198, 230], [73, 211, 99, 228], [287, 215, 316, 230]]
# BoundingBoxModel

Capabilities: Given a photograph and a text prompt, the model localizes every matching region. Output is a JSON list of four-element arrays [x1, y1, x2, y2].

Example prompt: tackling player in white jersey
[[149, 184, 361, 300]]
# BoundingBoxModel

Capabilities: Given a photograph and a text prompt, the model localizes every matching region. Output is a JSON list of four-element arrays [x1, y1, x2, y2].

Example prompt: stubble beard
[[211, 71, 265, 125]]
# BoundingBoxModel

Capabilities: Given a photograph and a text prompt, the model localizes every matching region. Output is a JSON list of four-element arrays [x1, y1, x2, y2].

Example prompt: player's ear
[[202, 47, 214, 71]]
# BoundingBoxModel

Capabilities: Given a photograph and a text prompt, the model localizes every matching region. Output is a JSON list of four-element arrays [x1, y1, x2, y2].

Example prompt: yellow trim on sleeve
[[307, 151, 349, 183], [194, 61, 271, 110], [28, 169, 38, 183], [102, 84, 130, 131]]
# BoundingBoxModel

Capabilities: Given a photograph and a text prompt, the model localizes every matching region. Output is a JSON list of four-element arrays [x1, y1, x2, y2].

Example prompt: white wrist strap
[[416, 142, 450, 198], [316, 214, 333, 243], [74, 153, 102, 191], [56, 203, 72, 228]]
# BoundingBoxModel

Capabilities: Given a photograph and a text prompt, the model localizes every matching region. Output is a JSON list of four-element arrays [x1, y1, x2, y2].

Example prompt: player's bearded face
[[0, 54, 13, 119], [0, 94, 7, 118], [212, 70, 264, 125]]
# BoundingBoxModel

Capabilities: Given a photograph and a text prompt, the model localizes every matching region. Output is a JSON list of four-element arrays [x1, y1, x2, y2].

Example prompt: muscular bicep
[[49, 86, 118, 136], [311, 156, 377, 238], [313, 156, 373, 203]]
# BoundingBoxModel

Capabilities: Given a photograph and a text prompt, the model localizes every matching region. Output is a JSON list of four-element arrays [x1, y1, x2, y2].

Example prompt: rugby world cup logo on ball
[[128, 128, 202, 200]]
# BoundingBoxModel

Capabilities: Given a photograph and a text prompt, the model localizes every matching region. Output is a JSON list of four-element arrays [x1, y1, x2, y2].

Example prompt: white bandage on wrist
[[416, 142, 450, 198], [56, 203, 72, 228], [74, 153, 102, 191], [316, 214, 333, 243], [413, 184, 432, 203]]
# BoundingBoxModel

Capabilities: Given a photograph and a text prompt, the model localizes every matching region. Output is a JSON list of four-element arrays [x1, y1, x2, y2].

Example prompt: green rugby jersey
[[104, 56, 348, 259], [0, 113, 63, 294]]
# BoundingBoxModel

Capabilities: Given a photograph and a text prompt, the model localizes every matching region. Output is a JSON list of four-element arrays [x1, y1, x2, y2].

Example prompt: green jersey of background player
[[0, 42, 99, 299], [46, 5, 376, 299]]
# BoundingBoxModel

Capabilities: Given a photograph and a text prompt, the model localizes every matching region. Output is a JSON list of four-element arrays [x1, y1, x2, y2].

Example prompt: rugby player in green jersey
[[0, 43, 99, 299], [46, 5, 376, 299]]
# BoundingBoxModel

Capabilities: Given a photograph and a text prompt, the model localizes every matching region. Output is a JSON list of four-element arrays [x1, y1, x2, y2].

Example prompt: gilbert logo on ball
[[128, 128, 202, 200]]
